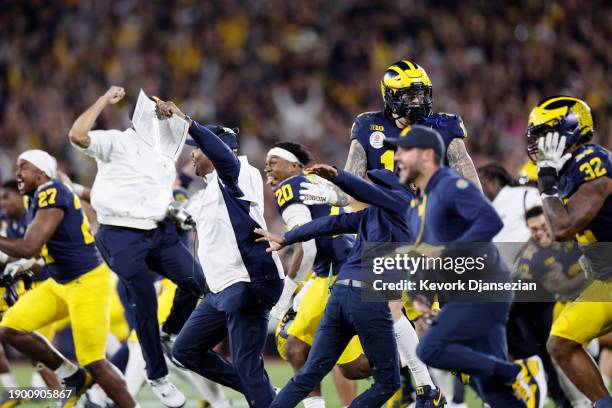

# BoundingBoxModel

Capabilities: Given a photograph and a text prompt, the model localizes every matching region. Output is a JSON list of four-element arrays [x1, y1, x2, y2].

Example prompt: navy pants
[[271, 283, 400, 408], [173, 280, 283, 408], [416, 301, 522, 407], [96, 220, 205, 380]]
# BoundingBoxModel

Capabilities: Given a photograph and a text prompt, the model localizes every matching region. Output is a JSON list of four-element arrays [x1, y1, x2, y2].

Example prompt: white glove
[[0, 250, 8, 264], [299, 182, 339, 206], [537, 132, 572, 174], [3, 258, 36, 277], [270, 278, 299, 321]]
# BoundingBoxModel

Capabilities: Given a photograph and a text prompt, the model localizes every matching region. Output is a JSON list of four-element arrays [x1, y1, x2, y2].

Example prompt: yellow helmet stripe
[[404, 60, 416, 70]]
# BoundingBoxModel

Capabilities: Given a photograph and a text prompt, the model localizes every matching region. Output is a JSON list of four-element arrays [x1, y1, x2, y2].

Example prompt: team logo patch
[[369, 131, 385, 149], [456, 179, 469, 189]]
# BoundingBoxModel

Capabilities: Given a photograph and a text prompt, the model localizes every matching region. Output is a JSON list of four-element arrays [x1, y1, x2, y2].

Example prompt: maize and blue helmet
[[381, 60, 433, 123], [526, 96, 594, 162]]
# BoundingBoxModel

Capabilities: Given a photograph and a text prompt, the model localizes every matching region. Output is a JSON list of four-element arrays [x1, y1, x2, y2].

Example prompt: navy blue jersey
[[284, 170, 416, 282], [0, 212, 28, 239], [30, 180, 102, 283], [0, 196, 30, 239], [351, 111, 466, 172], [557, 144, 612, 279], [275, 173, 354, 277], [516, 242, 582, 301]]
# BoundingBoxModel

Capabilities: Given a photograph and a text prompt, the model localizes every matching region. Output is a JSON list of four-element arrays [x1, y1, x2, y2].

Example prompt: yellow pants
[[550, 279, 612, 345], [287, 276, 364, 365], [1, 263, 112, 366]]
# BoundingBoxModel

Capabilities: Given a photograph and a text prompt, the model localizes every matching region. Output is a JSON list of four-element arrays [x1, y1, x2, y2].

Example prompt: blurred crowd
[[0, 0, 610, 225]]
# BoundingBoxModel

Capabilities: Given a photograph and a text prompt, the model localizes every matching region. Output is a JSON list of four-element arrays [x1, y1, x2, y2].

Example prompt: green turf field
[[6, 361, 557, 407]]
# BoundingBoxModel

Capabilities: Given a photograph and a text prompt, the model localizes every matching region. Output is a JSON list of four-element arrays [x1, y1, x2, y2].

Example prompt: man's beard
[[399, 165, 419, 185]]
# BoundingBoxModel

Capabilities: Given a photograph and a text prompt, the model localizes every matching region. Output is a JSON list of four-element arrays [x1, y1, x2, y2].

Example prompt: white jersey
[[492, 185, 541, 243], [492, 185, 542, 269]]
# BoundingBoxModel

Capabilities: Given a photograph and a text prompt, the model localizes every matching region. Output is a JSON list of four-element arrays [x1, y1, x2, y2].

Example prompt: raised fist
[[103, 86, 126, 104]]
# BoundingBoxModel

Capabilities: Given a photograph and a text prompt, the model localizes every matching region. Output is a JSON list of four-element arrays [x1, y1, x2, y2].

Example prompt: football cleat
[[60, 368, 94, 408], [415, 385, 446, 408], [148, 375, 186, 408], [0, 396, 27, 407], [512, 356, 547, 408]]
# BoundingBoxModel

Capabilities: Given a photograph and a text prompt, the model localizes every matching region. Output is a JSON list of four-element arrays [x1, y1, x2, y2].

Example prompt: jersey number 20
[[276, 184, 294, 207]]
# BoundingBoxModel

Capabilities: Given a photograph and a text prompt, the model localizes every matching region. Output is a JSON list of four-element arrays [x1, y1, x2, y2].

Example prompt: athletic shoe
[[512, 356, 547, 408], [0, 396, 26, 407], [415, 385, 446, 408], [60, 368, 94, 408], [148, 375, 186, 408]]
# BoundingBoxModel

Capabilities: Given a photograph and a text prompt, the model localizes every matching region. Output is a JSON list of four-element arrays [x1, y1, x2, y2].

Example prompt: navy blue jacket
[[284, 169, 416, 282], [409, 167, 503, 244], [189, 121, 244, 197]]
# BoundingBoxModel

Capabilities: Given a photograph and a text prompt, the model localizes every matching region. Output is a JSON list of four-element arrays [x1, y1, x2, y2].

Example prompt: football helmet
[[526, 96, 593, 162], [381, 60, 432, 123]]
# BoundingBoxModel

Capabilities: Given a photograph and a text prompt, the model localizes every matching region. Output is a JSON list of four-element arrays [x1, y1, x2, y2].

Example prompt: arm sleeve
[[282, 203, 316, 282], [449, 181, 504, 242], [284, 210, 363, 245], [72, 130, 116, 162], [332, 170, 409, 215], [189, 120, 241, 187]]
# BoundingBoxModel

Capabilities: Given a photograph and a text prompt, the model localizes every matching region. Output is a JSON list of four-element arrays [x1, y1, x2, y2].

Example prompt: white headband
[[266, 147, 301, 164], [18, 149, 57, 179]]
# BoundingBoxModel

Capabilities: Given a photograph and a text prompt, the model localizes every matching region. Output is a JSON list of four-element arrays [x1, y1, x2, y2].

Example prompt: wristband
[[537, 167, 559, 196]]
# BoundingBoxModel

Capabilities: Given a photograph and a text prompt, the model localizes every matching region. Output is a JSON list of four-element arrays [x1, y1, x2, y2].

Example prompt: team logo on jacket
[[369, 131, 385, 149], [456, 179, 469, 189]]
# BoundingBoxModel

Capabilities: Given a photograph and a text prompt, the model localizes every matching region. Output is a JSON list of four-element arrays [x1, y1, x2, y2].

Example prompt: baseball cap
[[384, 124, 445, 159], [186, 125, 239, 152]]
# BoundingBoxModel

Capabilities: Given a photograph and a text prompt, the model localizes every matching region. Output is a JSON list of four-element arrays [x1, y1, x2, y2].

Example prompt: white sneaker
[[148, 376, 186, 408]]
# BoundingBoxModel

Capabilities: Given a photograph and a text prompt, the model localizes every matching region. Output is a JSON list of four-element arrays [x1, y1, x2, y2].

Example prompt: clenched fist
[[103, 86, 126, 104]]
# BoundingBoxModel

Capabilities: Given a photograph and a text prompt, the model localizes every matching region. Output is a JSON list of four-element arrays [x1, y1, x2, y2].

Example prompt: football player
[[0, 150, 137, 408], [265, 142, 365, 407], [351, 60, 479, 190], [0, 180, 63, 403], [512, 206, 586, 407], [300, 61, 478, 404], [527, 96, 612, 407], [301, 60, 480, 208]]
